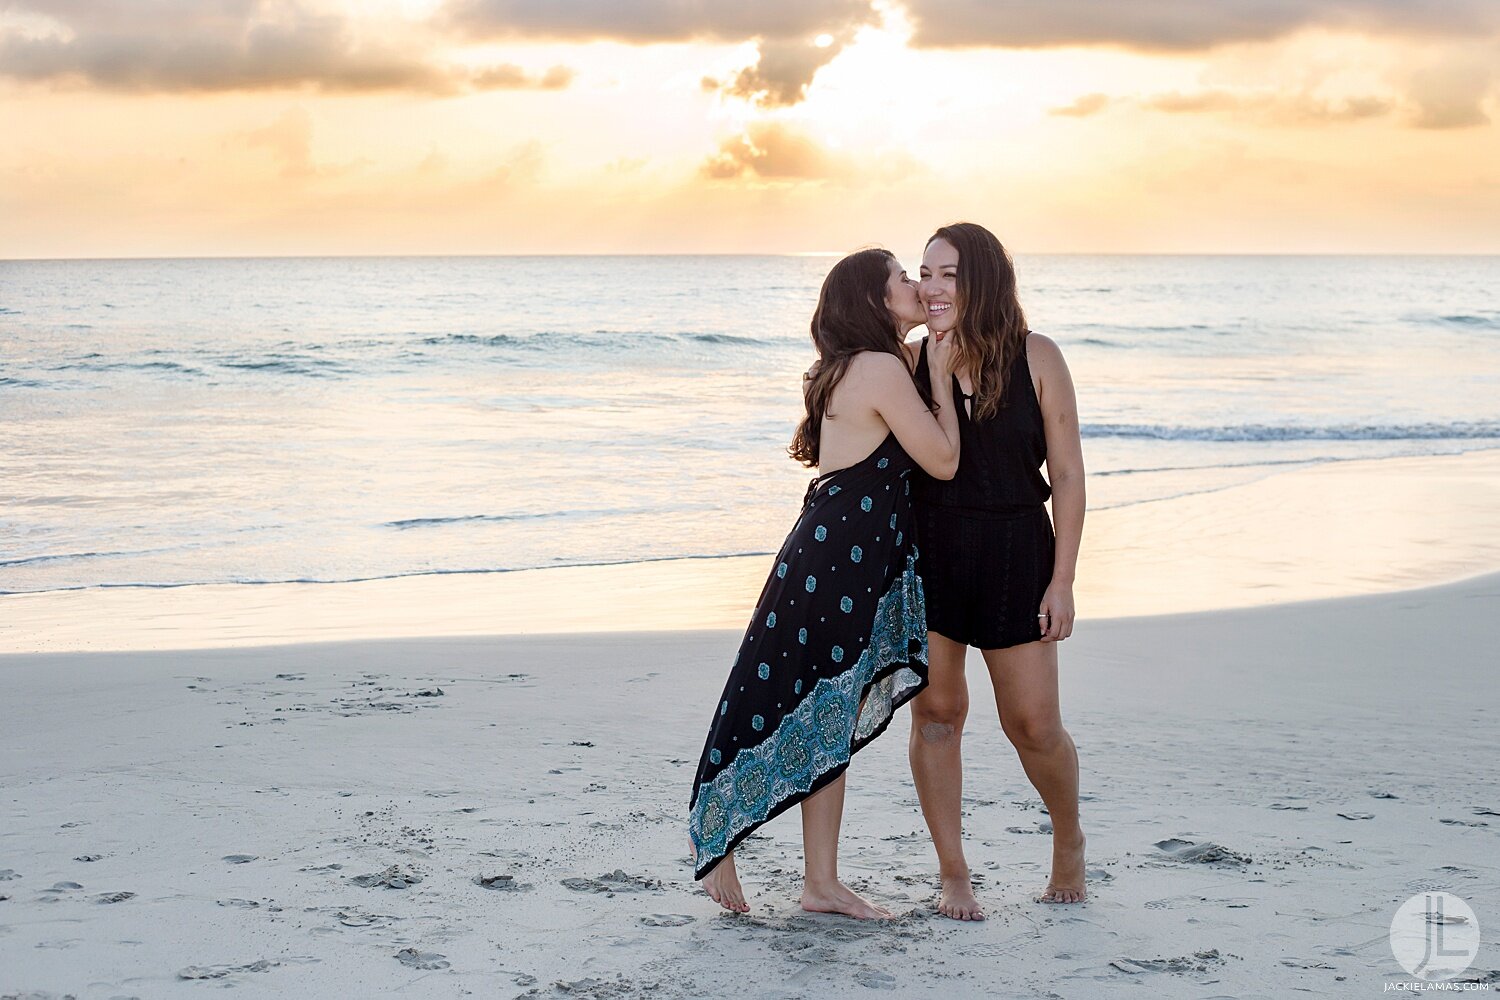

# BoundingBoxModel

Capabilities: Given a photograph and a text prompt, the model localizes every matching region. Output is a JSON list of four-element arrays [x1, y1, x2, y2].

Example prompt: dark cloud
[[445, 0, 876, 107], [902, 1, 1500, 51], [0, 0, 575, 93], [702, 123, 837, 180], [441, 0, 874, 43], [710, 32, 854, 107]]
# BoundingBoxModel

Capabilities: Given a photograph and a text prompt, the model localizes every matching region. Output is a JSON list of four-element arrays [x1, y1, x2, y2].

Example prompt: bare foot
[[937, 869, 985, 921], [801, 879, 893, 920], [701, 852, 749, 914], [1037, 831, 1086, 904]]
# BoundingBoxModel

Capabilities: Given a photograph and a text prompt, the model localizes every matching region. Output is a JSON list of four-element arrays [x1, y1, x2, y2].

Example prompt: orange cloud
[[702, 123, 839, 180]]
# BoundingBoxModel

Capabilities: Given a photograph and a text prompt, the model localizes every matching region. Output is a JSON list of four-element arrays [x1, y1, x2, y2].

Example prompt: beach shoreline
[[4, 447, 1498, 655]]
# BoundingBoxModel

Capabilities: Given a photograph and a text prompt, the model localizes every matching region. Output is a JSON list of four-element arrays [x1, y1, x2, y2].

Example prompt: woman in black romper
[[907, 223, 1088, 918], [690, 248, 962, 917]]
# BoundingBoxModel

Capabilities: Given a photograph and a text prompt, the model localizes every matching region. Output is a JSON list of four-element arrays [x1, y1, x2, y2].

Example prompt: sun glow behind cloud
[[1, 0, 1497, 256]]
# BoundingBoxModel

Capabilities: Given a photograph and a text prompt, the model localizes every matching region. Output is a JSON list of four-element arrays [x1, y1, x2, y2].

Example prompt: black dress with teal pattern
[[689, 432, 929, 880]]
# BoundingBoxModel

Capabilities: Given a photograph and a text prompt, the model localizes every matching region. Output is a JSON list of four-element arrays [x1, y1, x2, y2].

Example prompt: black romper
[[688, 433, 929, 879], [913, 335, 1055, 650]]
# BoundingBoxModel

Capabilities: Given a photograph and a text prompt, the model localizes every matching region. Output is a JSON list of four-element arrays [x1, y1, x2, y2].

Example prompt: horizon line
[[6, 251, 1500, 263]]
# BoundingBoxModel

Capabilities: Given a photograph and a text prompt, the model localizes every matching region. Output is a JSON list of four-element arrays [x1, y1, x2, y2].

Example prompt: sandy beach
[[4, 562, 1498, 996]]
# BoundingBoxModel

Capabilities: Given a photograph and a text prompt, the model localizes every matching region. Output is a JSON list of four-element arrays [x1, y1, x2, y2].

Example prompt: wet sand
[[5, 449, 1500, 654]]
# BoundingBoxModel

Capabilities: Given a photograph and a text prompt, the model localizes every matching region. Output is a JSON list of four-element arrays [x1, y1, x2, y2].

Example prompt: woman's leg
[[700, 850, 749, 913], [908, 632, 984, 919], [981, 640, 1086, 903], [799, 773, 892, 919]]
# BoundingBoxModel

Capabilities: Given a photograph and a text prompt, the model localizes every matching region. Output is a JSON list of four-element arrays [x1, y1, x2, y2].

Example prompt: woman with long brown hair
[[905, 222, 1088, 918], [688, 248, 960, 917]]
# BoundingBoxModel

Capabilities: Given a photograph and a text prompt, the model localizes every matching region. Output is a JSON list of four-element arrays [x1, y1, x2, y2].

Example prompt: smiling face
[[919, 237, 959, 335], [883, 257, 925, 333]]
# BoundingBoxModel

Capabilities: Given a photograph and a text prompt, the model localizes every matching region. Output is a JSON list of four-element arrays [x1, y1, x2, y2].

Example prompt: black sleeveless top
[[912, 335, 1051, 513]]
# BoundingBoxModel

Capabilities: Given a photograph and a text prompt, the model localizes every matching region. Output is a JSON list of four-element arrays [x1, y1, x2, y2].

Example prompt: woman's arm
[[1029, 334, 1085, 641], [854, 351, 960, 480]]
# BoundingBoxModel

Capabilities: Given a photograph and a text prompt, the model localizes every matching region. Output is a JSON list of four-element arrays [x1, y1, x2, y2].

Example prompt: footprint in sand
[[555, 975, 632, 995], [1153, 839, 1252, 867], [855, 968, 897, 990], [474, 874, 534, 892], [639, 914, 695, 927], [178, 959, 279, 979], [852, 971, 894, 995], [94, 891, 135, 904], [560, 870, 663, 894], [1336, 812, 1375, 821], [1111, 949, 1225, 975], [41, 882, 84, 898], [352, 865, 423, 889], [223, 854, 258, 864], [395, 948, 449, 970], [337, 908, 399, 928]]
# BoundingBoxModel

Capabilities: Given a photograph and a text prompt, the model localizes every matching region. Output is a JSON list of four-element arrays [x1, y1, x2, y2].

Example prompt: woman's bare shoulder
[[847, 349, 910, 379], [1025, 332, 1067, 372]]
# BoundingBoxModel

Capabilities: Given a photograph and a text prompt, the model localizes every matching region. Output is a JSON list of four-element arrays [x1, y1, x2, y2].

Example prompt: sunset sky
[[3, 0, 1499, 257]]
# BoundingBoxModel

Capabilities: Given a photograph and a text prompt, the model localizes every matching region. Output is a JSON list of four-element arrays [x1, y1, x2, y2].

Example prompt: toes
[[1037, 886, 1084, 904]]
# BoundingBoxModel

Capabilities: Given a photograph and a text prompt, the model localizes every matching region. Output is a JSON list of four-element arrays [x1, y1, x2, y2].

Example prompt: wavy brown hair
[[929, 222, 1028, 422], [789, 248, 928, 467]]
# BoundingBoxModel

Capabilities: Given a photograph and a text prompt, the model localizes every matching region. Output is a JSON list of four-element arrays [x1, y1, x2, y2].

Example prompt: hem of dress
[[692, 656, 928, 882], [928, 624, 1046, 652]]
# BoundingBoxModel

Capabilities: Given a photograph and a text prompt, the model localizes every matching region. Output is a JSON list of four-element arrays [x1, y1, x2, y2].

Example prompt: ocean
[[2, 254, 1498, 595]]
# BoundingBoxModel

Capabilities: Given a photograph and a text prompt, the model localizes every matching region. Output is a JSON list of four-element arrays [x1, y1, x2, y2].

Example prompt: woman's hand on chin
[[929, 330, 955, 375]]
